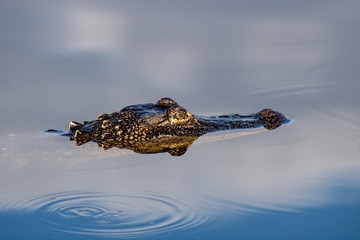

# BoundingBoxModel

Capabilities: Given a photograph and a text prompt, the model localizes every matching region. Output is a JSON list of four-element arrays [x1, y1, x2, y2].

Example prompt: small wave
[[0, 191, 218, 238]]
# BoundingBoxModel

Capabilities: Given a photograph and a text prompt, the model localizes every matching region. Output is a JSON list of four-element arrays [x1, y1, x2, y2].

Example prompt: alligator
[[59, 98, 287, 156]]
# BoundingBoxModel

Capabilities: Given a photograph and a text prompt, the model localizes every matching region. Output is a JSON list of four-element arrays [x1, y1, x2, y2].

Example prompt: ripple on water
[[0, 191, 218, 238]]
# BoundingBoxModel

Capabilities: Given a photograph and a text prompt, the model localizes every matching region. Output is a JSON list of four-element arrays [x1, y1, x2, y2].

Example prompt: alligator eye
[[175, 111, 186, 119]]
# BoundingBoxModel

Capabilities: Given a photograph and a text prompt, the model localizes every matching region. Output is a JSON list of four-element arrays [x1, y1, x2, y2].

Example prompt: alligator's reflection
[[90, 135, 199, 156], [63, 97, 288, 156]]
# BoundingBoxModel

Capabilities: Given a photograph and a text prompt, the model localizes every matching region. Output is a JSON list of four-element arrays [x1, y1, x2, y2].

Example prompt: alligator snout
[[256, 109, 287, 130]]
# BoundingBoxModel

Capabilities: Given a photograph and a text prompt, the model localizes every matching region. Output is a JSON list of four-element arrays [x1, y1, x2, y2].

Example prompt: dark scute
[[69, 121, 82, 130], [72, 130, 91, 146]]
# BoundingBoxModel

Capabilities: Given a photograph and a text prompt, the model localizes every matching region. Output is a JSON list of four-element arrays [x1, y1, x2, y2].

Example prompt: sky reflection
[[0, 0, 360, 239]]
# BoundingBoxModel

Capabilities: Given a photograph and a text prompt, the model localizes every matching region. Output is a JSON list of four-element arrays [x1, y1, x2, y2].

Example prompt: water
[[1, 0, 360, 239], [1, 191, 219, 238]]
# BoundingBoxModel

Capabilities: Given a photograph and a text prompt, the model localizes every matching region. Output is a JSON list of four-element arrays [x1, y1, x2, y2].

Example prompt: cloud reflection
[[59, 6, 125, 52]]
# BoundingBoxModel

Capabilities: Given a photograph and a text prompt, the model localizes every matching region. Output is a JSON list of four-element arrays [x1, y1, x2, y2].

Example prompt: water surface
[[1, 0, 360, 239]]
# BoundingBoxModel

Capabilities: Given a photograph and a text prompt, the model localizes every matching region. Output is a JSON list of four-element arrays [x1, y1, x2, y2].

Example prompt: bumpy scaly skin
[[68, 97, 287, 155]]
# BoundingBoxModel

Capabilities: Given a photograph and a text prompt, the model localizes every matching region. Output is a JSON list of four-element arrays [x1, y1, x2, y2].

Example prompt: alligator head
[[67, 97, 287, 156]]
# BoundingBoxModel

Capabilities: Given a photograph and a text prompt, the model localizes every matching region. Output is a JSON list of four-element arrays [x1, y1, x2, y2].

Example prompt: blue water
[[2, 193, 360, 239], [1, 0, 360, 239]]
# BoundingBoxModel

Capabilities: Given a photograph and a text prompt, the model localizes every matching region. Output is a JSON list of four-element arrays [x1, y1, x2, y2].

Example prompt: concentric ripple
[[0, 191, 218, 238]]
